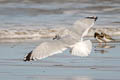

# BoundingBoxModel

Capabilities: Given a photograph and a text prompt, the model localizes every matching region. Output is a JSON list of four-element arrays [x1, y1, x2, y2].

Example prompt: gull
[[24, 16, 98, 61]]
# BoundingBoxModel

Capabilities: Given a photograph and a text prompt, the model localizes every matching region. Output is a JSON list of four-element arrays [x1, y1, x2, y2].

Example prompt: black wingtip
[[24, 51, 33, 62], [86, 16, 98, 21]]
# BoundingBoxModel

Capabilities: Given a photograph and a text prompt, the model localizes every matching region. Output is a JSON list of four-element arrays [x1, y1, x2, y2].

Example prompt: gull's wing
[[24, 40, 68, 61], [24, 35, 77, 61], [69, 17, 97, 56], [69, 18, 95, 40]]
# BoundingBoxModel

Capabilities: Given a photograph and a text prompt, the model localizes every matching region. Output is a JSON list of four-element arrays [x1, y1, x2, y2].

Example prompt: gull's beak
[[85, 16, 98, 21]]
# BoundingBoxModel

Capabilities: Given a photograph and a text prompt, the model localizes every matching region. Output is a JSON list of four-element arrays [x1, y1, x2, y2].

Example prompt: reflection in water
[[94, 44, 116, 54], [94, 49, 108, 54], [69, 76, 92, 80], [101, 45, 115, 49], [95, 44, 115, 49], [29, 76, 92, 80]]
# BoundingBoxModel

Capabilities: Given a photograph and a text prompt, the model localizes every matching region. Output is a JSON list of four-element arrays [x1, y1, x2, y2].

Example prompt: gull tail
[[70, 40, 92, 56], [24, 51, 33, 61]]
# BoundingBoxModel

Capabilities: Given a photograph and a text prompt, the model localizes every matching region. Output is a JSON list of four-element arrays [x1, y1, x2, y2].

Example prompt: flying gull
[[24, 16, 98, 61]]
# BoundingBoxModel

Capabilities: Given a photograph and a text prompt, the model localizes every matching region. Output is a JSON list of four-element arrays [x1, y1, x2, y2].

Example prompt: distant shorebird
[[94, 32, 105, 45], [53, 34, 61, 40], [24, 16, 98, 61], [101, 32, 114, 42]]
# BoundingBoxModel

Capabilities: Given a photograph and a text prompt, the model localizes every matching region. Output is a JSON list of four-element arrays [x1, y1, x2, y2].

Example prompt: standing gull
[[24, 16, 98, 61]]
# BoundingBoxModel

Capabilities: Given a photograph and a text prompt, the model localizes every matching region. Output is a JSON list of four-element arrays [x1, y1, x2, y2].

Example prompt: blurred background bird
[[94, 32, 105, 45], [101, 32, 115, 42], [53, 34, 61, 40]]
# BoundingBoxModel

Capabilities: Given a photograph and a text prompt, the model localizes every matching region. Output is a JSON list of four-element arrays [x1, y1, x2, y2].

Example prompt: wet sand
[[0, 41, 120, 80]]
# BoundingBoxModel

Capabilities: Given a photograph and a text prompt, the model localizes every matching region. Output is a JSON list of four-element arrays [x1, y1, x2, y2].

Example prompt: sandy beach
[[0, 39, 120, 80]]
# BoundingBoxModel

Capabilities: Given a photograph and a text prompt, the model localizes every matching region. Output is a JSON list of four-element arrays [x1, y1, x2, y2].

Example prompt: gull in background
[[24, 16, 98, 61]]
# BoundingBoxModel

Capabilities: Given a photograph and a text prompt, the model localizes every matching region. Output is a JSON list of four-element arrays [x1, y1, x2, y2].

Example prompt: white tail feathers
[[70, 40, 92, 57]]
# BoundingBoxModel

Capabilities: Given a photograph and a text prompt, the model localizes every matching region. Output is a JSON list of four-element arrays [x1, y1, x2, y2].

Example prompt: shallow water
[[0, 0, 120, 80], [0, 41, 120, 80], [0, 0, 120, 28], [0, 0, 120, 41]]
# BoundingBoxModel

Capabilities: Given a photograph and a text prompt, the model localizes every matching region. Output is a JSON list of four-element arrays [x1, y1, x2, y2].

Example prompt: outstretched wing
[[69, 17, 96, 56], [24, 35, 78, 61], [24, 40, 68, 61], [69, 18, 95, 40]]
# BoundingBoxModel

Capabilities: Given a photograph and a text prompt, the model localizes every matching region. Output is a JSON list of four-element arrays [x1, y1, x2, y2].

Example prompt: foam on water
[[0, 26, 70, 42], [0, 25, 120, 42]]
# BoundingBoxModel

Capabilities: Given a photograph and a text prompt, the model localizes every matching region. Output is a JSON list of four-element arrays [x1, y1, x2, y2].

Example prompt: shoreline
[[0, 26, 120, 42]]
